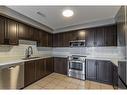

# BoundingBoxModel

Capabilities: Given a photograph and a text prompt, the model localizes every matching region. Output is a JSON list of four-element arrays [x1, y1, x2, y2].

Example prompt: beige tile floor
[[24, 73, 114, 90]]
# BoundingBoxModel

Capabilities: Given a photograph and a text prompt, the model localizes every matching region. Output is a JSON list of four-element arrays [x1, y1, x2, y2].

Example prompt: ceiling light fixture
[[62, 9, 74, 17]]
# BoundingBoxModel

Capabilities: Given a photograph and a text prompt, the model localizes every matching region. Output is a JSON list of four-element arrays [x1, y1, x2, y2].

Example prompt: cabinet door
[[39, 31, 48, 47], [6, 19, 18, 45], [58, 33, 64, 47], [104, 25, 117, 46], [54, 57, 67, 75], [45, 58, 54, 75], [18, 23, 29, 40], [86, 59, 97, 80], [85, 29, 95, 47], [24, 61, 36, 87], [97, 60, 113, 84], [0, 16, 5, 44], [35, 59, 46, 80], [53, 33, 59, 47], [94, 27, 105, 46], [33, 28, 40, 42], [77, 30, 86, 40], [63, 32, 70, 47], [48, 33, 53, 47], [28, 27, 34, 40], [113, 64, 118, 89]]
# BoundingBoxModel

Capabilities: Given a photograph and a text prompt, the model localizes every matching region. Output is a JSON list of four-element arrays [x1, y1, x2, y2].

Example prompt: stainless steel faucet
[[25, 46, 33, 58]]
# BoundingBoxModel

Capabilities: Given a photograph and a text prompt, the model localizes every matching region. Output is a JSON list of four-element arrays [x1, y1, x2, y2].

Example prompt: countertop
[[53, 54, 119, 66], [0, 54, 120, 67], [0, 55, 52, 67]]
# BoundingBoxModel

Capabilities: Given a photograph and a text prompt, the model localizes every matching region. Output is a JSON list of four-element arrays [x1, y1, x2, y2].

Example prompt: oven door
[[68, 61, 85, 73]]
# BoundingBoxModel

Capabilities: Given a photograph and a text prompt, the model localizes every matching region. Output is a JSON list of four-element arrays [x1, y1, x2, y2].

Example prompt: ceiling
[[7, 6, 120, 31]]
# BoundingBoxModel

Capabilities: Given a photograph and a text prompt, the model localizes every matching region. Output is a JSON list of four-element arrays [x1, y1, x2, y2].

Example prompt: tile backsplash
[[0, 40, 125, 59], [53, 46, 125, 58], [0, 40, 52, 58]]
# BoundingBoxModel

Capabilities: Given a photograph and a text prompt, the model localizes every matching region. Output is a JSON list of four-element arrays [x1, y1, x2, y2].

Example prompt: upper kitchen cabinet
[[53, 24, 117, 47], [77, 30, 86, 40], [48, 33, 53, 47], [18, 23, 30, 40], [53, 33, 59, 47], [104, 25, 117, 46], [33, 28, 40, 42], [18, 23, 35, 41], [85, 28, 95, 47], [0, 16, 5, 45], [63, 32, 70, 47], [38, 30, 49, 47], [94, 27, 105, 46], [5, 18, 19, 45], [115, 6, 126, 46]]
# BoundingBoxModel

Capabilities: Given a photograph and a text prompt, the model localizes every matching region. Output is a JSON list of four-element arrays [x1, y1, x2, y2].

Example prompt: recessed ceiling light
[[62, 9, 74, 17]]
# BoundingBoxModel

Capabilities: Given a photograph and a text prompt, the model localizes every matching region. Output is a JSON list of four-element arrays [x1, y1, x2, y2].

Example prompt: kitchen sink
[[22, 57, 40, 60]]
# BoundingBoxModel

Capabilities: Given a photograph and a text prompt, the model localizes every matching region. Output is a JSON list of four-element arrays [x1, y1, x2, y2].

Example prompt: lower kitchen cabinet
[[113, 64, 118, 89], [86, 59, 97, 80], [54, 57, 67, 75], [24, 57, 54, 87], [35, 59, 46, 80], [86, 59, 113, 84], [97, 60, 113, 84], [45, 57, 54, 75], [24, 60, 36, 87]]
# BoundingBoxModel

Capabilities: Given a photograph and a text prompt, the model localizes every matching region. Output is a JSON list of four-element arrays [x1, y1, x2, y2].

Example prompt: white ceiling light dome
[[62, 9, 74, 17]]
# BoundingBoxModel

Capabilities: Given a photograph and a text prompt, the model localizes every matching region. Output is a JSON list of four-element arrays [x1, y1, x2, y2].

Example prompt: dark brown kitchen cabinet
[[0, 16, 5, 44], [33, 28, 40, 42], [45, 57, 54, 75], [24, 60, 36, 87], [54, 57, 67, 75], [113, 64, 118, 89], [28, 27, 34, 40], [97, 60, 113, 84], [86, 59, 97, 80], [48, 33, 53, 47], [94, 27, 105, 46], [63, 32, 70, 47], [86, 59, 113, 84], [38, 31, 49, 47], [6, 19, 18, 45], [35, 58, 54, 81], [24, 57, 54, 87], [35, 59, 46, 80], [104, 25, 117, 46], [41, 31, 48, 47], [85, 29, 95, 47], [77, 30, 86, 40], [18, 23, 30, 40], [53, 33, 59, 47], [18, 23, 34, 41]]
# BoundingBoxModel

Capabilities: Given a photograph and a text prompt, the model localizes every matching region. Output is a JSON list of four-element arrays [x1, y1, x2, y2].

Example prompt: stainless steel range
[[68, 55, 86, 80]]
